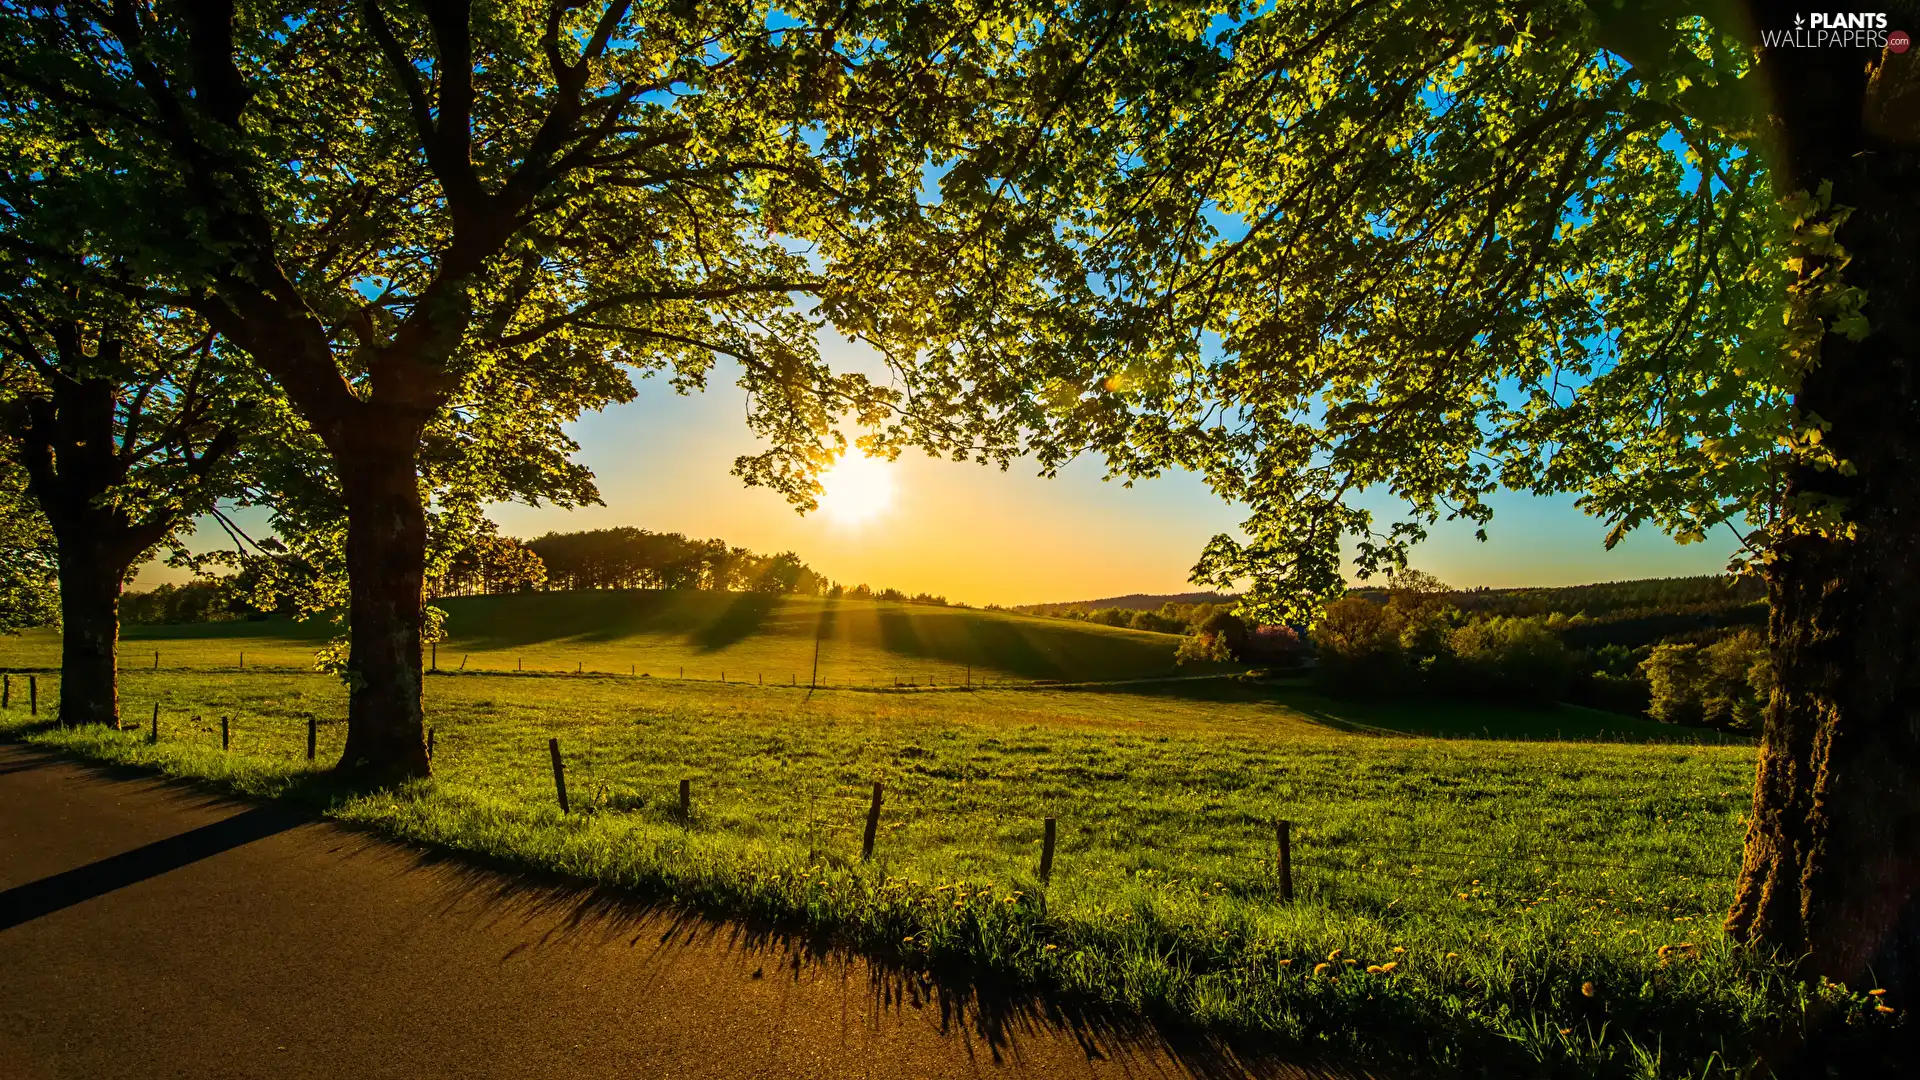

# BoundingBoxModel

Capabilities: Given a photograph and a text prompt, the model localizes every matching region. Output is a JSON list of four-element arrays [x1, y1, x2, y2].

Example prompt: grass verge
[[1, 670, 1896, 1078]]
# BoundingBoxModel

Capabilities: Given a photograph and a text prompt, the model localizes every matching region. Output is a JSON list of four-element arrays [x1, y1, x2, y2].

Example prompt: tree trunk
[[53, 540, 130, 727], [1726, 24, 1920, 1016], [333, 433, 432, 780]]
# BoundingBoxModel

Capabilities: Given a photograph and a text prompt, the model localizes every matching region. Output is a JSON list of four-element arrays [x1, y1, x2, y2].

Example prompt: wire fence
[[77, 649, 1135, 694], [17, 673, 1745, 913]]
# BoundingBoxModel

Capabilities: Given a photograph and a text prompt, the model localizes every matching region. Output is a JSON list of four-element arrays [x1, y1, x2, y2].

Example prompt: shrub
[[1174, 628, 1235, 665], [1440, 616, 1575, 707], [1644, 630, 1768, 731], [1128, 609, 1185, 634], [121, 579, 241, 624], [1312, 597, 1411, 694]]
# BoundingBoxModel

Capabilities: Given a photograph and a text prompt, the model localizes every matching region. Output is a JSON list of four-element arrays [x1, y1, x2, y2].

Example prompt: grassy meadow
[[0, 591, 1211, 687], [0, 597, 1891, 1077]]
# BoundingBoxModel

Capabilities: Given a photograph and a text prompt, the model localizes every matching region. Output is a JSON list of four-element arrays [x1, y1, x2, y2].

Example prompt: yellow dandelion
[[1445, 952, 1460, 960], [1312, 962, 1331, 976], [1392, 946, 1406, 954], [1876, 1004, 1896, 1015], [1279, 959, 1293, 966], [1344, 958, 1358, 966], [1870, 988, 1887, 997], [1044, 943, 1059, 951], [1379, 962, 1398, 974], [1327, 949, 1342, 960], [1581, 982, 1597, 998], [1558, 1027, 1573, 1037], [1366, 965, 1383, 974]]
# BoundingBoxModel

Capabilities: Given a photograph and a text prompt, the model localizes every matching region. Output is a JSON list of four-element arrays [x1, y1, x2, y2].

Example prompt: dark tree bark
[[11, 364, 176, 728], [1726, 16, 1920, 1014], [331, 417, 433, 779], [52, 537, 134, 727]]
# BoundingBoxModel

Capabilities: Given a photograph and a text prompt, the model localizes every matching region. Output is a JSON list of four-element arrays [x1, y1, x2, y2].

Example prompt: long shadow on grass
[[394, 843, 1381, 1080], [1086, 676, 1742, 745], [689, 592, 780, 653]]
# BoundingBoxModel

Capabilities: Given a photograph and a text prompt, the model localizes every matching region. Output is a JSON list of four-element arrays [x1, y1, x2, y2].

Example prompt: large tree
[[1031, 0, 1920, 1002], [0, 275, 252, 725], [0, 0, 1208, 775]]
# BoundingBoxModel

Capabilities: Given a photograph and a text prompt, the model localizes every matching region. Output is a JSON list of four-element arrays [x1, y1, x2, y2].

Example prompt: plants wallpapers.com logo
[[1762, 12, 1911, 50]]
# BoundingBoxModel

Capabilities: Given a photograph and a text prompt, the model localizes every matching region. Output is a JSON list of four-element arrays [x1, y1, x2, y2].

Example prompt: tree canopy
[[971, 2, 1799, 622]]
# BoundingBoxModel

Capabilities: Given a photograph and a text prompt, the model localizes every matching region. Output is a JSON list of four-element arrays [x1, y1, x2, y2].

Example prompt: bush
[[1643, 630, 1768, 731], [1568, 670, 1653, 716], [1439, 616, 1575, 707], [121, 579, 240, 625], [1174, 629, 1235, 664], [1128, 609, 1185, 634], [1312, 597, 1412, 694]]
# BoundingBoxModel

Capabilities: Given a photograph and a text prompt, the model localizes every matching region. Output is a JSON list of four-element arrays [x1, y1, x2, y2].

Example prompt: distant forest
[[1357, 575, 1768, 650], [122, 526, 955, 624]]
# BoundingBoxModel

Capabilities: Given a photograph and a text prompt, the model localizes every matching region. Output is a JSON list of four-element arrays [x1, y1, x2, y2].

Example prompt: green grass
[[3, 651, 1887, 1078], [0, 591, 1221, 687]]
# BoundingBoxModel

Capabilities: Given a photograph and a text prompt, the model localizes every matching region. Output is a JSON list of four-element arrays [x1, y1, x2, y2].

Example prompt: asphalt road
[[0, 743, 1342, 1080]]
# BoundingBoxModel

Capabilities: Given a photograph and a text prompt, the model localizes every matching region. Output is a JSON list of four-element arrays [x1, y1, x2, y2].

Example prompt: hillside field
[[4, 593, 1869, 1077], [0, 591, 1214, 687], [7, 591, 1858, 1068]]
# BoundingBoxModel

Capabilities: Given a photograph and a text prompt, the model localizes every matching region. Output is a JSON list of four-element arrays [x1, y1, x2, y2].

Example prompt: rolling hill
[[0, 590, 1216, 686]]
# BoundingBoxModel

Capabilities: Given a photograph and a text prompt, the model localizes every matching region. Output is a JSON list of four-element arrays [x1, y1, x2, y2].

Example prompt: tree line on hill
[[1021, 574, 1772, 734], [1306, 573, 1767, 732], [108, 526, 957, 624]]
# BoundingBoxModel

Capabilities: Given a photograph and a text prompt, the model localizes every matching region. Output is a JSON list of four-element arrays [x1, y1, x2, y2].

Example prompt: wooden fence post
[[1040, 818, 1057, 883], [149, 705, 158, 744], [222, 716, 230, 751], [307, 716, 317, 761], [679, 778, 691, 819], [153, 650, 159, 670], [3, 673, 9, 709], [239, 651, 245, 670], [1277, 819, 1294, 901], [30, 675, 37, 716], [861, 782, 883, 860], [548, 738, 569, 813]]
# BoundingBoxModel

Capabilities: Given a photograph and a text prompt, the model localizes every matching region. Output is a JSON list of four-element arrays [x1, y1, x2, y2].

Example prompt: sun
[[818, 452, 897, 525]]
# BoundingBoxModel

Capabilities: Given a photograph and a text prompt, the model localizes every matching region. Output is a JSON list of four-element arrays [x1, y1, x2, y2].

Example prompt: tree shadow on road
[[380, 840, 1377, 1080]]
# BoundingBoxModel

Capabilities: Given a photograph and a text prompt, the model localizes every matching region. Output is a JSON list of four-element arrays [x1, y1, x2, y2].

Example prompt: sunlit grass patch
[[1, 668, 1891, 1077]]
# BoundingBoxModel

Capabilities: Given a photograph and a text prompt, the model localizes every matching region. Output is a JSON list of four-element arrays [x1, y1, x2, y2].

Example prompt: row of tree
[[422, 524, 956, 603], [520, 528, 817, 595], [103, 524, 952, 620]]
